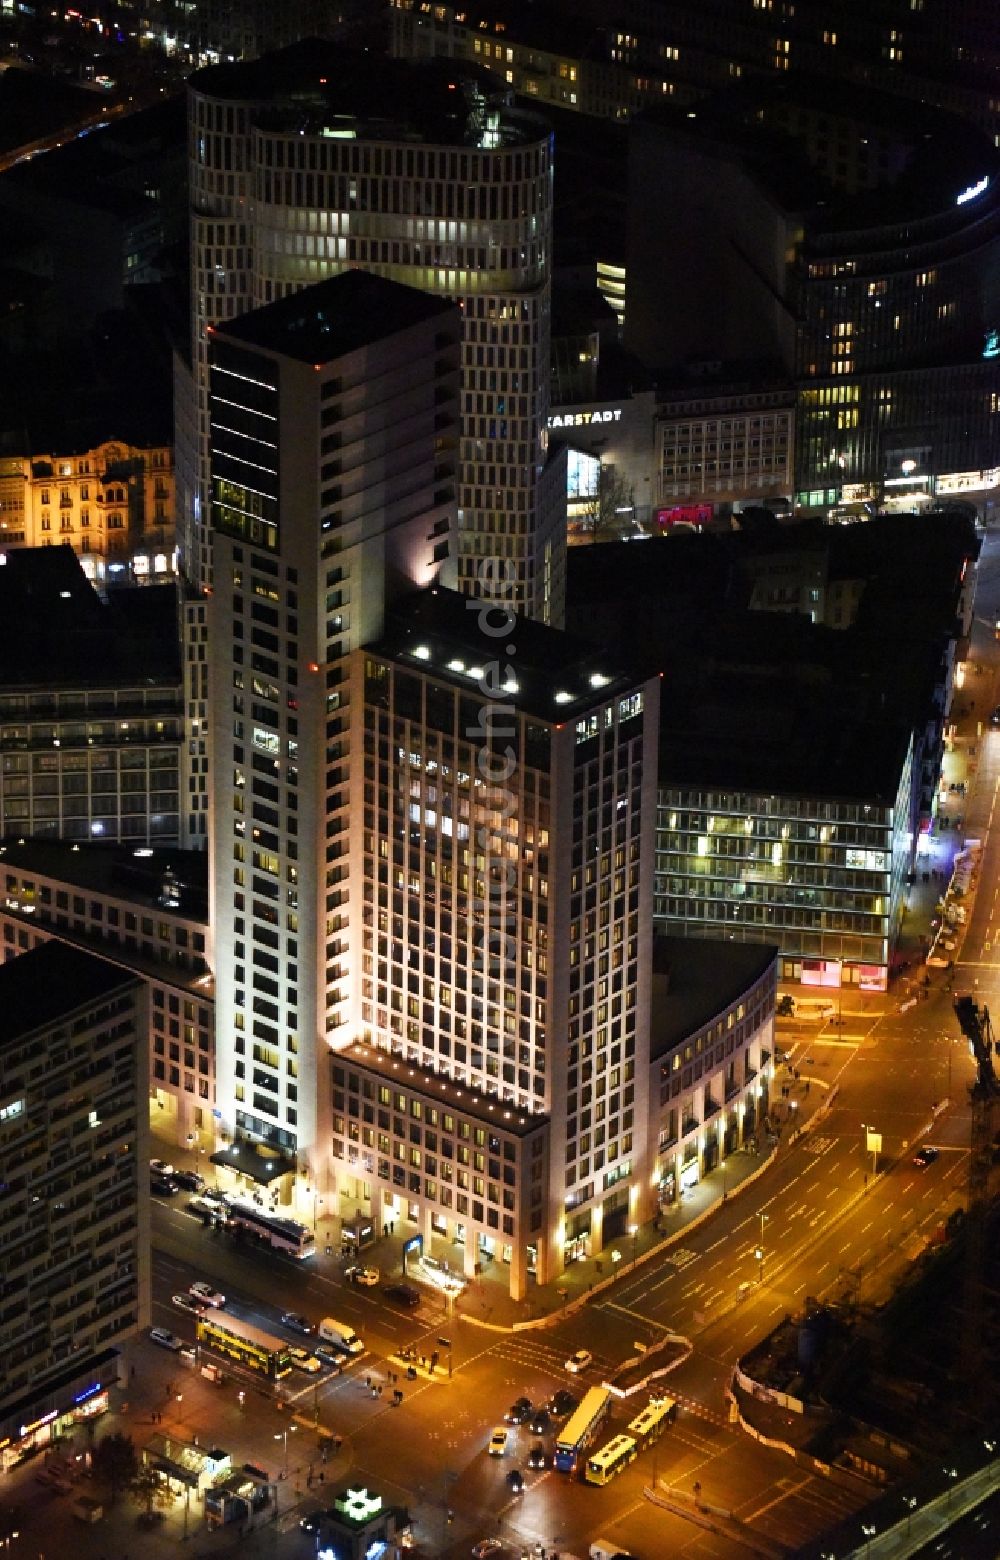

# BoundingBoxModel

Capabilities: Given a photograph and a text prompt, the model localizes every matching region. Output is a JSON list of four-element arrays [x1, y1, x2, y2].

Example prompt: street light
[[755, 1211, 768, 1286], [903, 1494, 917, 1534], [944, 1465, 958, 1506], [861, 1122, 881, 1179], [274, 1423, 297, 1477], [629, 1223, 639, 1268], [861, 1521, 876, 1559]]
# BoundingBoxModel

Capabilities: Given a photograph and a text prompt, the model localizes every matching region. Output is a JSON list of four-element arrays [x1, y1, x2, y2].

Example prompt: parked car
[[488, 1427, 508, 1457], [150, 1176, 178, 1196], [149, 1327, 183, 1351], [172, 1169, 205, 1192], [345, 1265, 380, 1287], [383, 1283, 421, 1309], [564, 1349, 593, 1374], [171, 1293, 206, 1318], [288, 1347, 323, 1374], [150, 1159, 175, 1177], [505, 1397, 532, 1425], [281, 1311, 314, 1335], [189, 1281, 225, 1308], [527, 1443, 548, 1469]]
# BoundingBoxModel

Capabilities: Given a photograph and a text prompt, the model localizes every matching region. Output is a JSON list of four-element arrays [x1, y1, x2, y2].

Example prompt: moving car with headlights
[[565, 1349, 593, 1374], [912, 1145, 940, 1169], [488, 1427, 508, 1457], [345, 1265, 380, 1287], [288, 1347, 323, 1373], [281, 1311, 314, 1335], [190, 1281, 225, 1308], [172, 1293, 206, 1317], [505, 1397, 532, 1424]]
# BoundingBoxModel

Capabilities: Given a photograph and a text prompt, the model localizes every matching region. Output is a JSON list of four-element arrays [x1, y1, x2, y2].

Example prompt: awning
[[210, 1138, 296, 1185]]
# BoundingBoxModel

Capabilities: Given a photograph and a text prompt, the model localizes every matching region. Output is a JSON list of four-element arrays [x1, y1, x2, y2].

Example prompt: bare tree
[[575, 465, 637, 544]]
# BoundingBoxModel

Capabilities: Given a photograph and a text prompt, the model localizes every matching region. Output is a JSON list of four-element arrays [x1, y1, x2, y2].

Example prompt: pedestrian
[[130, 1365, 136, 1380], [390, 1219, 395, 1235]]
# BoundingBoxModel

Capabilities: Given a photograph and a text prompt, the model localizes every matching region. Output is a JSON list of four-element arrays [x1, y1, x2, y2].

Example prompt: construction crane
[[952, 996, 1000, 1419]]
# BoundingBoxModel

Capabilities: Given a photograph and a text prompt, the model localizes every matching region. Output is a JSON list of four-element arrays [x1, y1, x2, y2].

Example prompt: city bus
[[584, 1433, 638, 1487], [226, 1199, 316, 1259], [196, 1312, 292, 1379], [627, 1394, 676, 1449], [554, 1386, 611, 1474]]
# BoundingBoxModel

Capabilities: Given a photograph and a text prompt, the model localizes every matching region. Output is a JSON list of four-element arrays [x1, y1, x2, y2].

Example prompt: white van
[[318, 1316, 364, 1354], [787, 996, 835, 1022]]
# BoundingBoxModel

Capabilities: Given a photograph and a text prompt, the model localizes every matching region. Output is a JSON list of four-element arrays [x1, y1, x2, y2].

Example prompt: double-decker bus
[[584, 1433, 638, 1487], [554, 1386, 611, 1474], [627, 1394, 676, 1449], [196, 1312, 292, 1379], [226, 1199, 315, 1259]]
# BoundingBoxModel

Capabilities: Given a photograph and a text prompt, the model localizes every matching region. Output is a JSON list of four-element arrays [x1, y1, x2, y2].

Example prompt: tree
[[573, 463, 637, 545], [130, 1462, 174, 1521], [91, 1431, 138, 1504]]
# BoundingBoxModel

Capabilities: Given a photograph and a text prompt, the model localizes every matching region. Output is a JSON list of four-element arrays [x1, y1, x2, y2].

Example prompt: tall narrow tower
[[207, 270, 461, 1170], [181, 42, 564, 627]]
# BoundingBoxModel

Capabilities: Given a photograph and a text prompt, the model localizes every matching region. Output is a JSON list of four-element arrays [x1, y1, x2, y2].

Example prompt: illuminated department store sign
[[548, 407, 623, 429], [956, 175, 989, 206]]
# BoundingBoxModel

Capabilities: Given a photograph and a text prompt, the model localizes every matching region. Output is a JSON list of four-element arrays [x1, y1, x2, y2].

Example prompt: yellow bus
[[583, 1433, 638, 1487], [627, 1395, 676, 1449], [196, 1312, 292, 1379]]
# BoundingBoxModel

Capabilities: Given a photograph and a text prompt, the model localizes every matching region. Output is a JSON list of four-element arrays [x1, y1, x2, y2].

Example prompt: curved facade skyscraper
[[179, 41, 564, 628]]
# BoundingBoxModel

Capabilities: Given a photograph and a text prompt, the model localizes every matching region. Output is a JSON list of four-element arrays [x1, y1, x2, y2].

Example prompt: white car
[[189, 1280, 225, 1308], [149, 1327, 183, 1351], [150, 1158, 175, 1177], [346, 1265, 380, 1287], [564, 1349, 593, 1374], [288, 1347, 323, 1374], [487, 1426, 508, 1457], [172, 1292, 206, 1317]]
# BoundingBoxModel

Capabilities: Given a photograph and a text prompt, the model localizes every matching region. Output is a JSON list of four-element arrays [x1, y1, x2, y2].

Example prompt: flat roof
[[191, 42, 549, 151], [339, 1040, 547, 1140], [566, 513, 974, 801], [0, 547, 179, 688], [0, 838, 208, 920], [212, 271, 457, 366], [368, 584, 650, 724], [650, 935, 777, 1059], [0, 940, 139, 1047]]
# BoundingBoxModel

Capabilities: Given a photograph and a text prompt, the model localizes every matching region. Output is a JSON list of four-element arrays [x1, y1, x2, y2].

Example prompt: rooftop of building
[[0, 939, 139, 1047], [368, 584, 651, 724], [0, 546, 180, 688], [565, 512, 976, 801], [636, 77, 1000, 231], [0, 838, 208, 921], [650, 935, 777, 1060], [404, 0, 607, 58], [212, 271, 457, 366], [339, 1040, 547, 1140], [190, 41, 550, 150]]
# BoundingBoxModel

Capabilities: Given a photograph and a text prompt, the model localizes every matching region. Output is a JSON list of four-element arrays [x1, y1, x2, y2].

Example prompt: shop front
[[0, 1350, 119, 1474]]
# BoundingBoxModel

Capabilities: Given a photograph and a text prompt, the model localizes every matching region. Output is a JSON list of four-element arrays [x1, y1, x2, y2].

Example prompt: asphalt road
[[106, 531, 1000, 1559]]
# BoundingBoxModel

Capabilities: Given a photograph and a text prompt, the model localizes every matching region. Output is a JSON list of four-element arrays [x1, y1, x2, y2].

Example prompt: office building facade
[[182, 42, 563, 626], [0, 940, 149, 1468], [337, 588, 659, 1294], [0, 840, 214, 1148], [0, 548, 184, 846], [207, 271, 461, 1176], [654, 748, 915, 991]]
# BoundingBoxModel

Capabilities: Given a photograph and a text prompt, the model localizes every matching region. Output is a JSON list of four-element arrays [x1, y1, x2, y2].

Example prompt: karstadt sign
[[548, 407, 623, 429]]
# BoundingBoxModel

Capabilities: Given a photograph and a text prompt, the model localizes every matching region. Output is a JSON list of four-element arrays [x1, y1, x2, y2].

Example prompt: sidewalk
[[153, 1087, 831, 1336]]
